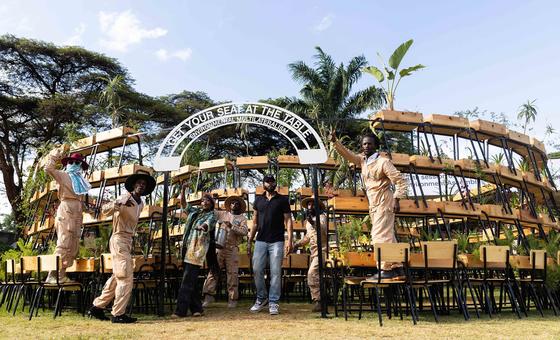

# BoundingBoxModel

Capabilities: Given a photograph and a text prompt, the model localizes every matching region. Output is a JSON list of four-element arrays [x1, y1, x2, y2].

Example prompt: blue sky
[[1, 1, 559, 213], [1, 0, 559, 135]]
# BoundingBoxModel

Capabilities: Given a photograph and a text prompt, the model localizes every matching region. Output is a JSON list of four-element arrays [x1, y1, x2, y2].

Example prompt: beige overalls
[[93, 193, 143, 316], [202, 210, 248, 302], [298, 214, 328, 302], [43, 147, 84, 279], [334, 141, 407, 269]]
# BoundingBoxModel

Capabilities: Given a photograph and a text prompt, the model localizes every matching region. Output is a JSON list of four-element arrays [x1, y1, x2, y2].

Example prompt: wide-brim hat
[[301, 196, 326, 210], [61, 153, 89, 170], [125, 173, 156, 196], [224, 195, 247, 214]]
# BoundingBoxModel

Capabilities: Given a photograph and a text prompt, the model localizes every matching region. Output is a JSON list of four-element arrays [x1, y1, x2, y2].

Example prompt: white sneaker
[[202, 295, 215, 308], [250, 298, 268, 313], [45, 274, 57, 284], [269, 302, 279, 315]]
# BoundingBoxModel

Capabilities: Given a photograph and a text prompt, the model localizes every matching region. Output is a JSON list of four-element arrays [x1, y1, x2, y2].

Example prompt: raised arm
[[330, 131, 363, 166], [43, 145, 67, 183]]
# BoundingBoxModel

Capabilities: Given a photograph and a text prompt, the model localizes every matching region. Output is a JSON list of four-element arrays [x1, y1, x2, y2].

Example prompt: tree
[[363, 39, 425, 111], [517, 99, 537, 134], [286, 47, 385, 143], [99, 75, 126, 128], [0, 34, 128, 225]]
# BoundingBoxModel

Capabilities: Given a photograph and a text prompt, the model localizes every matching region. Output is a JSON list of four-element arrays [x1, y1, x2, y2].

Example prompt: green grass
[[1, 301, 560, 339]]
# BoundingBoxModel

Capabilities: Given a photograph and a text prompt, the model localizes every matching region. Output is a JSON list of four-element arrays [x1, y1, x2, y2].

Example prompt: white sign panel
[[154, 102, 328, 171]]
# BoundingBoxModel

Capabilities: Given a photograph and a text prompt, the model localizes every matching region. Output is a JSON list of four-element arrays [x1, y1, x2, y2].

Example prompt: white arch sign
[[153, 102, 328, 171]]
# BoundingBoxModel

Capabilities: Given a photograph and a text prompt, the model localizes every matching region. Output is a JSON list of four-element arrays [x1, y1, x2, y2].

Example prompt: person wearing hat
[[172, 183, 217, 318], [89, 173, 155, 323], [42, 145, 91, 283], [292, 197, 328, 312], [201, 195, 248, 308], [330, 131, 408, 279], [248, 174, 293, 315]]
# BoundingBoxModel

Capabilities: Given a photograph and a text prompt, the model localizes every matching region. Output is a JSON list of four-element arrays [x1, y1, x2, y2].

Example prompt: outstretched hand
[[328, 130, 337, 143]]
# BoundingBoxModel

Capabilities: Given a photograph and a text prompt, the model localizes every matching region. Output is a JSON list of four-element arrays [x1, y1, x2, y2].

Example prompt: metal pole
[[158, 171, 170, 316], [311, 166, 327, 318]]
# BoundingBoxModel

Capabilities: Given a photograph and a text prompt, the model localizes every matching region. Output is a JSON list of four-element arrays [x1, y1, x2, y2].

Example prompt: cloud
[[314, 14, 334, 32], [64, 23, 86, 46], [98, 10, 167, 52], [155, 48, 193, 62]]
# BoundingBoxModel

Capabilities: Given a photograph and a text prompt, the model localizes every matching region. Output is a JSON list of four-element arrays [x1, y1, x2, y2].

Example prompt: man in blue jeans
[[248, 175, 293, 315]]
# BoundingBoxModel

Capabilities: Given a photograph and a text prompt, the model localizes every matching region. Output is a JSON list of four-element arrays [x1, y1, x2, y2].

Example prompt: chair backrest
[[238, 253, 250, 269], [289, 253, 309, 269], [423, 241, 457, 268], [530, 250, 546, 270], [480, 245, 509, 268], [67, 258, 96, 273], [38, 255, 61, 272], [101, 253, 113, 273], [21, 256, 38, 273], [374, 243, 410, 266], [343, 251, 375, 267]]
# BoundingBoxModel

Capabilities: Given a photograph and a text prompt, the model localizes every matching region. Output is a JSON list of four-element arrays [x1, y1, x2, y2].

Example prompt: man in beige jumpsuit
[[202, 195, 248, 308], [43, 146, 90, 283], [331, 132, 408, 279], [88, 173, 155, 323], [292, 197, 328, 312]]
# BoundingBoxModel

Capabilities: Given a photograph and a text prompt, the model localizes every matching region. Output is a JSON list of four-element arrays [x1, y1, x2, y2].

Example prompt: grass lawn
[[2, 301, 560, 339]]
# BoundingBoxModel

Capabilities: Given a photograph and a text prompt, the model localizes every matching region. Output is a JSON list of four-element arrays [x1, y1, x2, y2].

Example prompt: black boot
[[88, 306, 110, 321], [111, 314, 138, 323]]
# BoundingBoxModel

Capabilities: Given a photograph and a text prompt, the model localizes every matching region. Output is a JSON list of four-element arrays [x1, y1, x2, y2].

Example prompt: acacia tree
[[0, 35, 128, 224]]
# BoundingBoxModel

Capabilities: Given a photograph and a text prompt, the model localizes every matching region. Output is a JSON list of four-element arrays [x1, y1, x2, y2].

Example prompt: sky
[[0, 0, 559, 214]]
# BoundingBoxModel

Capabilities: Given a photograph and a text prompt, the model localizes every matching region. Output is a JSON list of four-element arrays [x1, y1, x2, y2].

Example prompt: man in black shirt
[[248, 175, 293, 315]]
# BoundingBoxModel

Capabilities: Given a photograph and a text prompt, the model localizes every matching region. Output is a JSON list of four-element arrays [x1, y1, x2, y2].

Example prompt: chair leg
[[426, 286, 439, 323], [12, 285, 24, 316], [53, 288, 63, 319], [405, 286, 417, 325], [545, 286, 559, 316], [528, 283, 544, 317], [358, 286, 364, 320], [343, 285, 348, 321], [375, 287, 383, 326], [505, 282, 522, 319]]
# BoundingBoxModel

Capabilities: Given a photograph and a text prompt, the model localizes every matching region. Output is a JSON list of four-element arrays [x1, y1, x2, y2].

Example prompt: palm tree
[[517, 99, 537, 134], [99, 75, 126, 128], [285, 47, 385, 142]]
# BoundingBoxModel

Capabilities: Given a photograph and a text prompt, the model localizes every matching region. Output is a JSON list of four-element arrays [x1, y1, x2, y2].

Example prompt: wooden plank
[[70, 135, 96, 151], [198, 158, 233, 172], [468, 119, 507, 136], [211, 187, 248, 199], [423, 114, 469, 129], [236, 156, 269, 169], [327, 196, 369, 214], [104, 164, 154, 185]]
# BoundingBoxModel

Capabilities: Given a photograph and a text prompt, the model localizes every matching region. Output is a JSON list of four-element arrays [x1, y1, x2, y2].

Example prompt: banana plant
[[363, 39, 425, 110]]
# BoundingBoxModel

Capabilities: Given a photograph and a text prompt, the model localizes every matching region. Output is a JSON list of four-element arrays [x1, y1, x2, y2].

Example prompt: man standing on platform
[[202, 195, 248, 308], [292, 197, 328, 312], [89, 173, 155, 323], [330, 131, 408, 279], [42, 145, 90, 284], [248, 175, 293, 315]]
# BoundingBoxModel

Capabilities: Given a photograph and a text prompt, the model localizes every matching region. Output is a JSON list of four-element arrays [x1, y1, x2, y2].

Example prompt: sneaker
[[202, 294, 215, 308], [312, 301, 322, 313], [170, 314, 184, 319], [45, 273, 57, 284], [250, 298, 269, 313], [227, 300, 238, 308], [59, 276, 77, 284], [111, 314, 137, 324], [88, 306, 110, 321], [192, 311, 204, 317], [269, 302, 280, 315], [372, 270, 396, 281]]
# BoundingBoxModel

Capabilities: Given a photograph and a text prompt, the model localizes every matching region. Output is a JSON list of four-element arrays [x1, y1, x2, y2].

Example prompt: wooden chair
[[337, 251, 376, 319], [1, 259, 20, 312], [11, 256, 39, 315], [413, 241, 470, 321], [514, 250, 558, 316], [359, 244, 415, 326], [469, 245, 523, 318], [28, 255, 84, 320], [283, 253, 309, 302]]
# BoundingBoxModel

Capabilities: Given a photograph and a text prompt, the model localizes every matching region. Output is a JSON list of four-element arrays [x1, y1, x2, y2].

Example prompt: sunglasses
[[67, 160, 82, 165]]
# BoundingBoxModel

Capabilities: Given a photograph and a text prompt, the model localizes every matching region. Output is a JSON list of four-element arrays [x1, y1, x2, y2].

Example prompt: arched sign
[[153, 102, 328, 171]]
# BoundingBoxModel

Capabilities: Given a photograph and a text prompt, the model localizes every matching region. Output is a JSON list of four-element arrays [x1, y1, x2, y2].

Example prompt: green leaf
[[362, 66, 384, 82], [399, 64, 426, 77], [385, 67, 395, 80], [389, 39, 414, 70]]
